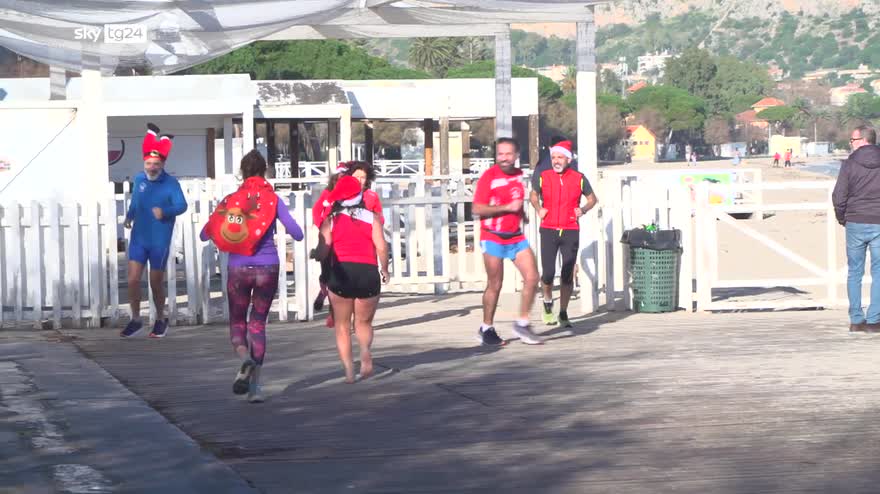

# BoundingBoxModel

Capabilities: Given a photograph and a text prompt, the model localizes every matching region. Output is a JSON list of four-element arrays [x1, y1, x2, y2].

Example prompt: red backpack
[[206, 177, 278, 256]]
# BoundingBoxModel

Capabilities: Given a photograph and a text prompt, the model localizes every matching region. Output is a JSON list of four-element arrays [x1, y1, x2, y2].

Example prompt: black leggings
[[539, 227, 579, 286]]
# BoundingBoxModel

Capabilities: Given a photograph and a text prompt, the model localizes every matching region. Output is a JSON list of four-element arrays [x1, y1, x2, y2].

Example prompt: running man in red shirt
[[472, 138, 543, 345], [529, 140, 597, 328]]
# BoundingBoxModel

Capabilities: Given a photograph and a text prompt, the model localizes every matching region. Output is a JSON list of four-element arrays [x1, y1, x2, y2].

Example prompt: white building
[[636, 51, 673, 78]]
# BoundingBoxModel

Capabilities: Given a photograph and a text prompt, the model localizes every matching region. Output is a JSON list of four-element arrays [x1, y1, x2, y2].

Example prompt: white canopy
[[0, 1, 600, 75]]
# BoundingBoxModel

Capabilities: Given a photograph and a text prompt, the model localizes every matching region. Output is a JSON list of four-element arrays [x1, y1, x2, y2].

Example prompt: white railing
[[693, 180, 848, 312]]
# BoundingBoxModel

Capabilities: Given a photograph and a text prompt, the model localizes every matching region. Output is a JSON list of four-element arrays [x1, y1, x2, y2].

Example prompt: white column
[[79, 69, 109, 198], [242, 107, 255, 154], [340, 105, 352, 162], [328, 119, 339, 166], [494, 28, 513, 139], [223, 117, 234, 176], [576, 13, 600, 314]]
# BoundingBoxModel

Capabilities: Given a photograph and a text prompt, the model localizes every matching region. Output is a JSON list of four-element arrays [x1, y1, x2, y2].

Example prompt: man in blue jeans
[[832, 125, 880, 332]]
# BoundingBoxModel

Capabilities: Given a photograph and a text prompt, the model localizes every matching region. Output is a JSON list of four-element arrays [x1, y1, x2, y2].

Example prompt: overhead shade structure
[[0, 1, 601, 75]]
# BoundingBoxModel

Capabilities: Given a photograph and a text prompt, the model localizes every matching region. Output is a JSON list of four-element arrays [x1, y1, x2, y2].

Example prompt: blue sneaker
[[149, 319, 169, 339], [120, 320, 143, 338]]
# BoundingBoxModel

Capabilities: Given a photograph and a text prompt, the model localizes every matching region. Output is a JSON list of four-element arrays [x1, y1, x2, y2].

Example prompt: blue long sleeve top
[[126, 171, 188, 249]]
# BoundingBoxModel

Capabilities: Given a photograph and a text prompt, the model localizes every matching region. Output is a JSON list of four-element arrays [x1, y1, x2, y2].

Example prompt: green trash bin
[[622, 227, 682, 313]]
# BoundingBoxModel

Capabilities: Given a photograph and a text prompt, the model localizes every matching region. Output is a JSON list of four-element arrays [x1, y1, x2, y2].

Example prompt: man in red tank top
[[472, 138, 543, 346], [528, 140, 597, 328]]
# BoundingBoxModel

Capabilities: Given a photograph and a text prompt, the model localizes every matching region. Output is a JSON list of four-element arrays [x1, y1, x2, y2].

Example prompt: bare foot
[[343, 361, 356, 384], [359, 353, 374, 381]]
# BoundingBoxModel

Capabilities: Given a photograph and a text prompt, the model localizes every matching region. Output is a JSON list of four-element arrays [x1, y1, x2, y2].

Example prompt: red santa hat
[[316, 175, 363, 226], [142, 123, 174, 161], [549, 140, 573, 160], [327, 175, 362, 205], [335, 162, 350, 174]]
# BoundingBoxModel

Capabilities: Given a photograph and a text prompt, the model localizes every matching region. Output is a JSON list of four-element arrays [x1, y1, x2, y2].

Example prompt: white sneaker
[[512, 322, 545, 345], [247, 365, 265, 403]]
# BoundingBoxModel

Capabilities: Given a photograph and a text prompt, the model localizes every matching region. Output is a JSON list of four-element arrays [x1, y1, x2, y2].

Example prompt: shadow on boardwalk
[[63, 293, 880, 493]]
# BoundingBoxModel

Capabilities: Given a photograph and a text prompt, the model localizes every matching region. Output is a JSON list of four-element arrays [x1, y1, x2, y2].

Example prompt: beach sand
[[601, 155, 864, 311]]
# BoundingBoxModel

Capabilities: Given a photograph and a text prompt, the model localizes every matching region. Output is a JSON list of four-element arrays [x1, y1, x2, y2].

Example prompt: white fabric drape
[[0, 1, 597, 74]]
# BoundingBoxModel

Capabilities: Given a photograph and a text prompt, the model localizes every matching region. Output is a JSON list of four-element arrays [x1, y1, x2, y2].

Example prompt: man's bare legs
[[482, 253, 504, 326], [149, 268, 166, 321], [353, 296, 379, 379], [127, 261, 166, 321], [128, 261, 145, 320], [559, 282, 574, 313], [512, 247, 540, 321]]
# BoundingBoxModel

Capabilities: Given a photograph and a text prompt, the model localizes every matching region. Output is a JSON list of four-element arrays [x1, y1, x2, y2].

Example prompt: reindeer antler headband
[[142, 123, 174, 161]]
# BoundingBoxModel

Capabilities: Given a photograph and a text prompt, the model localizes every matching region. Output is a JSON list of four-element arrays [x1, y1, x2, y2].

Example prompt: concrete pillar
[[242, 107, 255, 154], [439, 116, 450, 176], [528, 114, 540, 168], [340, 106, 352, 162], [461, 121, 471, 172], [576, 12, 600, 314], [328, 119, 339, 167], [223, 117, 234, 176], [79, 69, 109, 196], [49, 66, 66, 100], [364, 121, 374, 164], [423, 118, 434, 175], [494, 29, 513, 139]]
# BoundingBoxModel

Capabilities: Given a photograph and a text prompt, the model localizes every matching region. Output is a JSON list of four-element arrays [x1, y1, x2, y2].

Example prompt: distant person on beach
[[121, 124, 187, 339], [689, 151, 698, 166], [832, 125, 880, 332], [773, 152, 781, 167], [529, 140, 597, 328], [473, 138, 543, 346], [732, 150, 741, 166], [784, 149, 792, 167]]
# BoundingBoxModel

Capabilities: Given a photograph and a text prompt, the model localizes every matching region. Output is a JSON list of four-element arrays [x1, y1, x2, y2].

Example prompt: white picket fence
[[7, 168, 836, 328], [1, 176, 526, 328]]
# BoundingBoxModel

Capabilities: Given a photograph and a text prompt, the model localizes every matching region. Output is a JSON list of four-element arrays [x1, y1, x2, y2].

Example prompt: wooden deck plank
[[68, 292, 880, 493]]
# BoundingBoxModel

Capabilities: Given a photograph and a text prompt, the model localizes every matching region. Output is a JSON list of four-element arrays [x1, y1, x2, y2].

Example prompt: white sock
[[480, 323, 493, 332], [516, 319, 530, 327]]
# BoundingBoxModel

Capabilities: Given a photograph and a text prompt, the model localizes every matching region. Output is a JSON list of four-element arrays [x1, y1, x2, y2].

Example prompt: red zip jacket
[[535, 167, 593, 231]]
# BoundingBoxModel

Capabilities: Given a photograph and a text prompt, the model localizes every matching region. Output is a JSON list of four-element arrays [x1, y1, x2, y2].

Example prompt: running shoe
[[233, 359, 256, 395], [120, 320, 143, 338], [558, 311, 572, 328], [148, 318, 169, 339], [542, 310, 558, 325], [512, 322, 545, 345], [248, 365, 265, 403], [477, 326, 505, 346]]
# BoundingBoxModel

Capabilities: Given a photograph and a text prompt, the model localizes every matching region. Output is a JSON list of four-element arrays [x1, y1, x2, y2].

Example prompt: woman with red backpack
[[314, 174, 389, 383], [201, 150, 304, 403]]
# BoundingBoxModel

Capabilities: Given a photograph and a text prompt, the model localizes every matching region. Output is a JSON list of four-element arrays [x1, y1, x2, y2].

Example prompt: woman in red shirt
[[315, 175, 389, 383]]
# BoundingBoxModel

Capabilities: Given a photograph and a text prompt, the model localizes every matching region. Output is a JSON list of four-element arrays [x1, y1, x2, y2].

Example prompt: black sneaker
[[120, 320, 143, 338], [148, 318, 169, 339], [233, 360, 256, 395], [477, 326, 505, 346]]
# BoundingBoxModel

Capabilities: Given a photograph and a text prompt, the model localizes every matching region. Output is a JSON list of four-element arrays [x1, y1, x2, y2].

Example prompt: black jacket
[[833, 144, 880, 225]]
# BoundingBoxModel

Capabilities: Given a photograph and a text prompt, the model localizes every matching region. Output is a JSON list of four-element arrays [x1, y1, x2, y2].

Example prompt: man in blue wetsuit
[[120, 124, 187, 338]]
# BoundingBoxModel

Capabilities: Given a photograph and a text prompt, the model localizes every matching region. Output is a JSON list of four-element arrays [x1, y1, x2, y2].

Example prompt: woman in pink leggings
[[201, 150, 303, 402]]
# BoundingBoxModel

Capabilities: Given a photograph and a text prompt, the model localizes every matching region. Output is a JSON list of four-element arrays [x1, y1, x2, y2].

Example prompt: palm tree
[[408, 37, 459, 76], [561, 65, 577, 94], [811, 108, 831, 143], [459, 37, 490, 64]]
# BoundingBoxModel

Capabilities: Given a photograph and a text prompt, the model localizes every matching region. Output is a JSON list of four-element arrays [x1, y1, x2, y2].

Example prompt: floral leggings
[[227, 264, 279, 365]]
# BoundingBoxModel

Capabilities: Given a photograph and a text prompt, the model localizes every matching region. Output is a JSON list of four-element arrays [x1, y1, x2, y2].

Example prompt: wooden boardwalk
[[68, 292, 880, 493]]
